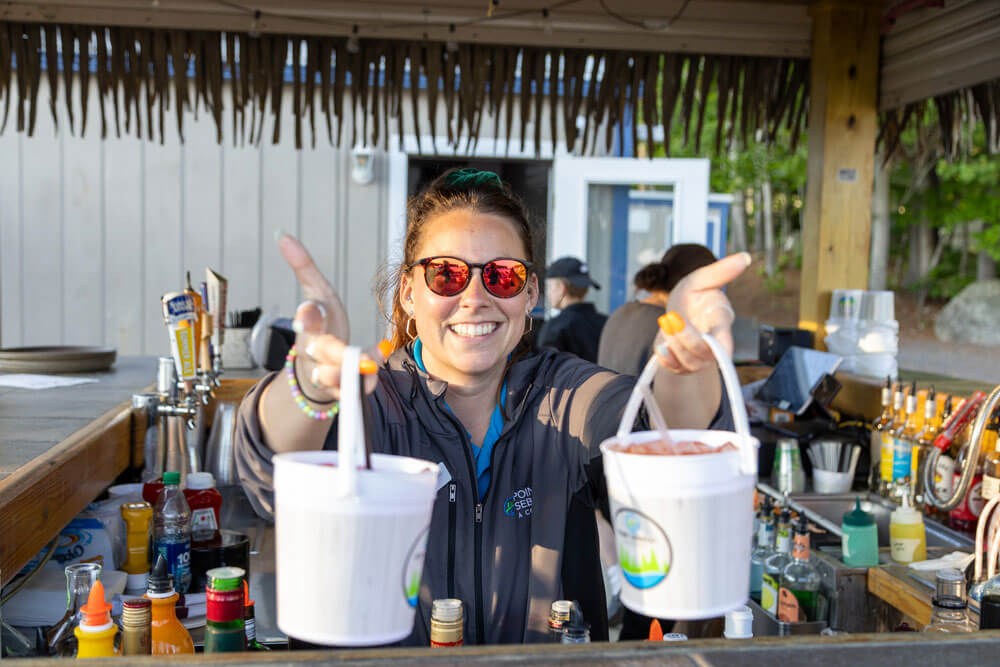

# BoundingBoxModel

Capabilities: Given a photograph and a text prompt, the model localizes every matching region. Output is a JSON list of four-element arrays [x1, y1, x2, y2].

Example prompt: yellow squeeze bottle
[[889, 495, 927, 564], [74, 580, 118, 658], [121, 502, 154, 591]]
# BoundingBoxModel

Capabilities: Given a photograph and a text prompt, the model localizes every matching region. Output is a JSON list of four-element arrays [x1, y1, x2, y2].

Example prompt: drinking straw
[[848, 446, 861, 478], [806, 446, 821, 471]]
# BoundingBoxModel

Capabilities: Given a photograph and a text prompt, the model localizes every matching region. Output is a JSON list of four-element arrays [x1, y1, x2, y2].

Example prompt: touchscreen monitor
[[754, 346, 842, 416]]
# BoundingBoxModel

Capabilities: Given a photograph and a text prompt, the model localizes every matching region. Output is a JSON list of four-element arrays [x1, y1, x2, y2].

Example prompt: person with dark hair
[[234, 169, 748, 645], [536, 257, 607, 363], [598, 244, 718, 377]]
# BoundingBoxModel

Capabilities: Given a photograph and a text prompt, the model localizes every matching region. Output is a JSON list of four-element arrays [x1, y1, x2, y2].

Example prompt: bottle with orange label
[[144, 554, 195, 655], [777, 516, 821, 623]]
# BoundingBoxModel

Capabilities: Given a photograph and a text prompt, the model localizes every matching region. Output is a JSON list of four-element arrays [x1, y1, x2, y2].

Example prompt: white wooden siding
[[1, 77, 389, 356]]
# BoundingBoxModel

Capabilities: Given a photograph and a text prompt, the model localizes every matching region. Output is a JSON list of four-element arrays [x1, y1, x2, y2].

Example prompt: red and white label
[[191, 508, 218, 533]]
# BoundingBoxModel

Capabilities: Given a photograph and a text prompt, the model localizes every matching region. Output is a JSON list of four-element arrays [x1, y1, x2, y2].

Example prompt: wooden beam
[[0, 402, 132, 587], [798, 0, 881, 338], [0, 1, 812, 57]]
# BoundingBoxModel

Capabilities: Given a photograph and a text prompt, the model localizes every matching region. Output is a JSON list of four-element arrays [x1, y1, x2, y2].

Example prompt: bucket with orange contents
[[600, 334, 758, 620]]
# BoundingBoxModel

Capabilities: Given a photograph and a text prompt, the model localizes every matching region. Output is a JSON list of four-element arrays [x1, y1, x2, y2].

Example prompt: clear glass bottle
[[872, 376, 893, 494], [559, 601, 590, 644], [153, 470, 192, 594], [761, 507, 792, 615], [924, 568, 975, 633], [750, 496, 775, 603], [890, 382, 920, 501], [911, 386, 938, 505], [45, 562, 102, 656], [548, 600, 571, 642], [778, 516, 822, 623]]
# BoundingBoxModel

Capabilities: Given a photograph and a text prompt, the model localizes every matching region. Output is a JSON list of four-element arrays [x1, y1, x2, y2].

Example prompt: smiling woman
[[234, 167, 750, 646]]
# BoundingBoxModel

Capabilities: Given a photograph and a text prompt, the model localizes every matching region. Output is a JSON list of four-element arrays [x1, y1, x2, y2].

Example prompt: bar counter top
[[0, 356, 264, 586]]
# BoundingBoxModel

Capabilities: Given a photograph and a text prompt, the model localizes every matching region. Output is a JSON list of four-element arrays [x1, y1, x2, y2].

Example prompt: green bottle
[[204, 567, 246, 653], [761, 507, 792, 615]]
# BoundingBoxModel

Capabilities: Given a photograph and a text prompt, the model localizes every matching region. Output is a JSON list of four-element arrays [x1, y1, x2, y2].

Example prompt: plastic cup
[[812, 469, 853, 494]]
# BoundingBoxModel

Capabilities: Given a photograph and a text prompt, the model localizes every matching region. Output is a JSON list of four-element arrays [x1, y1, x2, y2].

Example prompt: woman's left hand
[[655, 252, 751, 374]]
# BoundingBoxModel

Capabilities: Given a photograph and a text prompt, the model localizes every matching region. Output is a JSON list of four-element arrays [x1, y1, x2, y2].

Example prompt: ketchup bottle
[[183, 472, 223, 544]]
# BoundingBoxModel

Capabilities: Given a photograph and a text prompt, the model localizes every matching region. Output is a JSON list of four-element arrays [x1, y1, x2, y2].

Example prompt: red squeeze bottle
[[933, 392, 987, 452], [183, 472, 222, 543]]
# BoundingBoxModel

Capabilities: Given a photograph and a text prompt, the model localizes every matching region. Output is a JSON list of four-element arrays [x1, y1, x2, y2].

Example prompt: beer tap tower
[[134, 271, 226, 483]]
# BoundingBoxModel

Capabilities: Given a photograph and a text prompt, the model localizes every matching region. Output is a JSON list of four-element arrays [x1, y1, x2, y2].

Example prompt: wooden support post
[[798, 0, 881, 338]]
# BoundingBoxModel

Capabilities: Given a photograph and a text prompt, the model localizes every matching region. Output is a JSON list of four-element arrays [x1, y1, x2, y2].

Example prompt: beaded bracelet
[[285, 345, 339, 420]]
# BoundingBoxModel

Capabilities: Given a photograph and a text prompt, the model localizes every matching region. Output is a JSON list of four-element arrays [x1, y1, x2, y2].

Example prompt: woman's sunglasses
[[408, 256, 532, 298]]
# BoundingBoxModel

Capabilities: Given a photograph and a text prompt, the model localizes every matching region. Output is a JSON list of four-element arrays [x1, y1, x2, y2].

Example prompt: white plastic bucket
[[600, 334, 759, 620], [273, 347, 439, 646]]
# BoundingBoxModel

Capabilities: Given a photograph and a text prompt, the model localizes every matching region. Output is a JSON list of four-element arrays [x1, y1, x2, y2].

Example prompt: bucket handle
[[615, 332, 755, 475], [337, 345, 364, 498]]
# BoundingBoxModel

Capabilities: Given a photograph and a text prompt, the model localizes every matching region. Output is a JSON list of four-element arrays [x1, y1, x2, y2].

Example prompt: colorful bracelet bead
[[285, 345, 339, 420]]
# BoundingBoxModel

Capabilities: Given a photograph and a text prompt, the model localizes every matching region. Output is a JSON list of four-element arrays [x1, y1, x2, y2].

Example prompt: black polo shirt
[[536, 302, 608, 363]]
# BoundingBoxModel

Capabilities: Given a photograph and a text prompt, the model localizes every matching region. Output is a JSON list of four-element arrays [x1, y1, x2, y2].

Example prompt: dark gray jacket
[[234, 345, 731, 645]]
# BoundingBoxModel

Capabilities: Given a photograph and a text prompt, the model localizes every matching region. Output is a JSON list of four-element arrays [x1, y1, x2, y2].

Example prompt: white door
[[550, 157, 711, 314]]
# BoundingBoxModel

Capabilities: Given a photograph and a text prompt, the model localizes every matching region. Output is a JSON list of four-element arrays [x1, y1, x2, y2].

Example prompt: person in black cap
[[536, 256, 608, 363]]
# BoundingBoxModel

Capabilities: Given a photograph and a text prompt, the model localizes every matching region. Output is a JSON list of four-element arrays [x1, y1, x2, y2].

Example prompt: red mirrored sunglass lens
[[424, 260, 471, 296], [483, 261, 527, 297]]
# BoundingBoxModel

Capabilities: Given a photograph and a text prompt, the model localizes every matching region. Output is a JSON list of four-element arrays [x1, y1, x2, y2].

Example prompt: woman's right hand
[[277, 233, 380, 399]]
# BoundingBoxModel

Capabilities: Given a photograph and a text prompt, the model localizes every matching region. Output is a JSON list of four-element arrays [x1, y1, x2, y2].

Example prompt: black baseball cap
[[546, 256, 601, 289]]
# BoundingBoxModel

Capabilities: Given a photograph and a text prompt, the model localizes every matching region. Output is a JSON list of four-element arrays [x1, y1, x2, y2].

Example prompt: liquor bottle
[[979, 412, 1000, 550], [949, 420, 983, 534], [777, 516, 821, 623], [120, 598, 152, 656], [890, 382, 919, 501], [750, 496, 775, 603], [923, 568, 975, 632], [872, 376, 893, 494], [429, 599, 464, 648], [153, 471, 192, 594], [547, 600, 571, 642], [204, 567, 246, 653], [911, 387, 938, 505], [926, 396, 957, 519], [761, 507, 792, 615], [878, 379, 902, 497], [243, 582, 270, 651]]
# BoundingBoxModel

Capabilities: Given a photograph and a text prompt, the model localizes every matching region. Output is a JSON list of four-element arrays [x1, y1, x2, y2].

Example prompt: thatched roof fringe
[[0, 21, 816, 154], [880, 80, 1000, 161]]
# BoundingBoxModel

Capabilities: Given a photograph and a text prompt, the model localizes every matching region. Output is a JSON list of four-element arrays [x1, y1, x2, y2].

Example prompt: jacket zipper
[[474, 500, 484, 644], [447, 483, 457, 598], [439, 408, 486, 645]]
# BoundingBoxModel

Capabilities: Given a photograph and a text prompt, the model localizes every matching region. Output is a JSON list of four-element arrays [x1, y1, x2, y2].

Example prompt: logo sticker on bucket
[[402, 527, 429, 608], [614, 509, 671, 590]]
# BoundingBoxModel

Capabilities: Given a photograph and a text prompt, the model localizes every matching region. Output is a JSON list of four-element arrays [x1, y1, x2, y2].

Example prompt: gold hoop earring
[[406, 317, 418, 341]]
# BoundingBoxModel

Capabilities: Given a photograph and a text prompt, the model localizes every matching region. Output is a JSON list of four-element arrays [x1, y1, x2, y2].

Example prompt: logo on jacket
[[503, 487, 533, 518]]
